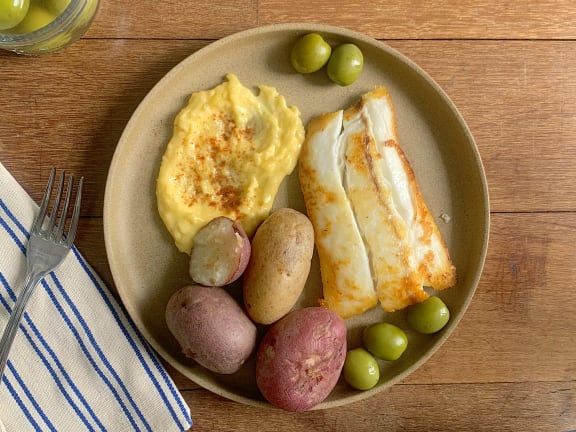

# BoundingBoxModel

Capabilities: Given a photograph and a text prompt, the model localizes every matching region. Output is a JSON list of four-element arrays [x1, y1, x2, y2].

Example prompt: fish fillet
[[299, 87, 456, 318], [299, 111, 378, 318]]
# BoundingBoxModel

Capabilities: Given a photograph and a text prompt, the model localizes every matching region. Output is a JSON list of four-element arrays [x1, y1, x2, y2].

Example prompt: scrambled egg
[[157, 74, 305, 254]]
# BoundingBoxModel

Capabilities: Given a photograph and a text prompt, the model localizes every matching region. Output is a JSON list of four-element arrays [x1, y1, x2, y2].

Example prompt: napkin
[[0, 163, 193, 432]]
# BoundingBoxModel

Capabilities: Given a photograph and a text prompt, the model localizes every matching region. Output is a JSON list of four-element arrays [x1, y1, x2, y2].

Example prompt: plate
[[103, 23, 489, 409]]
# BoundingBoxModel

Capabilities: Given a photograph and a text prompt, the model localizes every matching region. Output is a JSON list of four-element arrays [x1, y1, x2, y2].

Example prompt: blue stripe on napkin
[[4, 363, 55, 431], [71, 249, 191, 427], [0, 274, 103, 431], [0, 164, 192, 432]]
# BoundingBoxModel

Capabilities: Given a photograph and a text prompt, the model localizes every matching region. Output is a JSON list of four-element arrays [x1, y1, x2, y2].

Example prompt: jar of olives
[[0, 0, 99, 55]]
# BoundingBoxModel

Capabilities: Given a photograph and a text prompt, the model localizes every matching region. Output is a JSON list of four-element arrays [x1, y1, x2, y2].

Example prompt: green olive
[[326, 43, 364, 86], [0, 0, 29, 30], [290, 33, 332, 74], [343, 348, 379, 390], [48, 0, 72, 15], [10, 4, 55, 34], [363, 322, 408, 361], [406, 296, 450, 334]]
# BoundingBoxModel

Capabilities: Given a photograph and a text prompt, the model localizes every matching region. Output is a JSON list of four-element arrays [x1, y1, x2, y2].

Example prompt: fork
[[0, 168, 83, 381]]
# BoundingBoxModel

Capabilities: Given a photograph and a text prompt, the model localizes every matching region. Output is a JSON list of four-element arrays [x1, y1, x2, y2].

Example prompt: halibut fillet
[[299, 87, 456, 318]]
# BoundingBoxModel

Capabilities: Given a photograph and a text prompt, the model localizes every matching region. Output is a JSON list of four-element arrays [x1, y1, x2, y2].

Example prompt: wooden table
[[2, 1, 575, 431]]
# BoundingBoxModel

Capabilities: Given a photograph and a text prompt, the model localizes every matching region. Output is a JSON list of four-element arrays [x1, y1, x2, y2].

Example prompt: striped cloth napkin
[[0, 162, 193, 432]]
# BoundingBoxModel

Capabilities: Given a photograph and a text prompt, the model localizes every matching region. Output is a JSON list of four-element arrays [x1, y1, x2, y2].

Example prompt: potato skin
[[243, 208, 314, 324], [256, 307, 347, 411], [165, 285, 257, 374]]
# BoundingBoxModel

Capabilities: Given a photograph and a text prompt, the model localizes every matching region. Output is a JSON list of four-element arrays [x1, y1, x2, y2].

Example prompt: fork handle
[[0, 272, 45, 382]]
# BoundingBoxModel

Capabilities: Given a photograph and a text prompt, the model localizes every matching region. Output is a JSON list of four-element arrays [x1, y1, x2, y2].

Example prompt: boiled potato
[[243, 208, 314, 324], [189, 216, 251, 287], [165, 285, 257, 374], [256, 307, 347, 411]]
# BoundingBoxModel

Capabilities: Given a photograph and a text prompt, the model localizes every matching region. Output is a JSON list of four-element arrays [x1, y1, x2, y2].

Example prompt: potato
[[165, 285, 257, 374], [189, 216, 251, 287], [256, 307, 347, 411], [243, 208, 314, 324]]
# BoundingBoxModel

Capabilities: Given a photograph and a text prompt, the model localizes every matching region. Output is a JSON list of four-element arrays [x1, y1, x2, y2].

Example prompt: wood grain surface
[[1, 1, 575, 431]]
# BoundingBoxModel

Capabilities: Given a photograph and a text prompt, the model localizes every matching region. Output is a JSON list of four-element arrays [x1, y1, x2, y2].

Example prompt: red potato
[[165, 285, 257, 374], [189, 217, 251, 286], [256, 307, 347, 411]]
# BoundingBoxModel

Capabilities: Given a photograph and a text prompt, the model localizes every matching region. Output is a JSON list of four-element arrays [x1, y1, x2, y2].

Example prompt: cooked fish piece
[[299, 110, 378, 319], [342, 98, 428, 312], [300, 86, 456, 317], [356, 88, 456, 293], [343, 87, 456, 312]]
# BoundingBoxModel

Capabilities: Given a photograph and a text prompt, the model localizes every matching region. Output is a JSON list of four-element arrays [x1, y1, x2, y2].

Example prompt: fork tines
[[33, 168, 84, 247]]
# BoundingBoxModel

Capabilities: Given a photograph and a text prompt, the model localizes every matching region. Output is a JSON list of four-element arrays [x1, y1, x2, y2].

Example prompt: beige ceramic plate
[[104, 23, 489, 409]]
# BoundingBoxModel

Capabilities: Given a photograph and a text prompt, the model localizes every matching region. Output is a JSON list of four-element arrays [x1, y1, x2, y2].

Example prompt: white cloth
[[0, 163, 192, 432]]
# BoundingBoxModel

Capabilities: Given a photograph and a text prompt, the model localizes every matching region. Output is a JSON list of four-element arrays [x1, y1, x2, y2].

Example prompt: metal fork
[[0, 168, 83, 381]]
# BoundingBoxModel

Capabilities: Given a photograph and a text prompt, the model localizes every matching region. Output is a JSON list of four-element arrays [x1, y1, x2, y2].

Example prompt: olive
[[48, 0, 72, 15], [406, 296, 450, 334], [0, 0, 29, 30], [363, 322, 408, 361], [326, 43, 364, 86], [290, 33, 332, 74], [11, 5, 55, 34], [343, 348, 379, 390]]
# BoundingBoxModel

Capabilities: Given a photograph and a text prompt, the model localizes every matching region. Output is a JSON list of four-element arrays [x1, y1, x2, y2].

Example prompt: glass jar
[[0, 0, 99, 55]]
